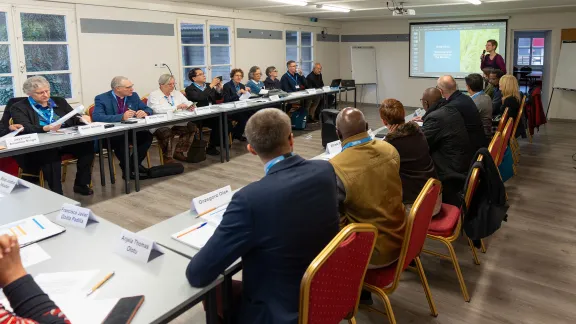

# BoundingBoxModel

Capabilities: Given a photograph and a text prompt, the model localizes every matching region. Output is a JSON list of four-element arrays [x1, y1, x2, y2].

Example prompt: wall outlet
[[154, 62, 166, 68]]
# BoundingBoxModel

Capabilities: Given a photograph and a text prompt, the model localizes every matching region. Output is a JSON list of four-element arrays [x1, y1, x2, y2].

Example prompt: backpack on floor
[[147, 163, 184, 178], [321, 109, 339, 148], [291, 106, 307, 130], [186, 138, 207, 163]]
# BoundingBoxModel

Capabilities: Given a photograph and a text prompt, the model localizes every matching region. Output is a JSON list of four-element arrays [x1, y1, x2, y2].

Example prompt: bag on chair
[[321, 109, 339, 148], [186, 138, 207, 163], [147, 163, 184, 178], [498, 146, 514, 182]]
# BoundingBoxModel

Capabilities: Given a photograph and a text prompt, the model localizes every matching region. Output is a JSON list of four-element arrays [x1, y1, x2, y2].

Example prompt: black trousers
[[198, 117, 225, 148], [109, 131, 153, 172], [229, 112, 251, 138], [14, 142, 94, 194]]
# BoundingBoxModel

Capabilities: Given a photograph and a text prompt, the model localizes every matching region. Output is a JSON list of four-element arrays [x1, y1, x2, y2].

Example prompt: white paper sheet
[[0, 127, 23, 143], [20, 243, 51, 268], [50, 295, 119, 324], [172, 222, 217, 249], [201, 204, 228, 226], [0, 215, 65, 247], [34, 270, 100, 295], [50, 105, 85, 126], [259, 89, 269, 95], [239, 92, 251, 101]]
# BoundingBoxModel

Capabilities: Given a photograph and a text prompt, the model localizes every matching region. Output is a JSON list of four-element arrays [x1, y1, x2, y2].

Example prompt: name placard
[[0, 171, 28, 195], [192, 185, 233, 215], [145, 114, 168, 124], [78, 123, 105, 136], [307, 89, 317, 94], [269, 95, 280, 102], [326, 140, 342, 156], [116, 229, 164, 263], [56, 203, 99, 229], [234, 101, 248, 108], [5, 133, 39, 149], [195, 106, 212, 116], [322, 86, 331, 92]]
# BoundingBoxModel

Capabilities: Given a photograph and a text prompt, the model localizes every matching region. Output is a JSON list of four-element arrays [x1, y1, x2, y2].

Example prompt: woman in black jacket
[[263, 66, 282, 90], [221, 69, 250, 141], [499, 75, 526, 138]]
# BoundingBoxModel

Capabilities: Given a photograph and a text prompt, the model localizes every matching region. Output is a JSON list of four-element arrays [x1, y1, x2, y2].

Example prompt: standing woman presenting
[[481, 39, 506, 74]]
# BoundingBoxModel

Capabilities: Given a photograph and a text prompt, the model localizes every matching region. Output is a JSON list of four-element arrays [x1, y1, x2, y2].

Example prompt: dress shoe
[[173, 152, 187, 162], [233, 135, 247, 142], [163, 156, 176, 164], [73, 185, 94, 196], [206, 146, 220, 156]]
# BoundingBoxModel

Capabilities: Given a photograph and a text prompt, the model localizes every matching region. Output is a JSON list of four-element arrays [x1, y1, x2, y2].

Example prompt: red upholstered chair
[[363, 179, 442, 324], [299, 223, 378, 324], [0, 157, 19, 176], [488, 131, 503, 164], [499, 118, 514, 172], [423, 167, 482, 302], [496, 108, 509, 134], [510, 95, 526, 165]]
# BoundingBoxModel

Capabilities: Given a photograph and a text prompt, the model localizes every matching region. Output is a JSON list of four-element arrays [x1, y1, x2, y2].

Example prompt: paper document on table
[[172, 222, 217, 250], [0, 127, 23, 143], [240, 92, 251, 101], [259, 89, 269, 95], [51, 295, 119, 324], [201, 204, 228, 226], [0, 215, 65, 247], [35, 270, 100, 295], [20, 243, 51, 268], [50, 105, 85, 126]]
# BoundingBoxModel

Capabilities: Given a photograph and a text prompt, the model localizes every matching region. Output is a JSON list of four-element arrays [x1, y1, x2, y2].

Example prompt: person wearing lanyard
[[280, 60, 307, 94], [147, 74, 198, 163], [465, 73, 493, 138], [223, 68, 251, 142], [329, 108, 406, 304], [185, 108, 339, 324], [10, 76, 94, 195]]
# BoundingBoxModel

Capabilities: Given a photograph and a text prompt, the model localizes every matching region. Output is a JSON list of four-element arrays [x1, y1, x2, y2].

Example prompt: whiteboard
[[553, 42, 576, 89], [351, 46, 377, 84]]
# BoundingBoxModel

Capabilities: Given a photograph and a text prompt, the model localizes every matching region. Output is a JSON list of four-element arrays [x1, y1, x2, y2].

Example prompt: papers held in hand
[[50, 105, 86, 127]]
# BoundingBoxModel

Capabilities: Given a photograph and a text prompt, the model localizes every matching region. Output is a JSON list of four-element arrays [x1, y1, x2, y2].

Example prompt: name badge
[[368, 129, 375, 139], [269, 95, 280, 102], [0, 171, 29, 195], [116, 229, 164, 263], [307, 89, 317, 94], [195, 106, 212, 116], [78, 123, 105, 136], [322, 86, 331, 92], [192, 185, 233, 215], [145, 114, 168, 124], [5, 133, 39, 149], [326, 140, 342, 156], [56, 203, 99, 229], [234, 101, 248, 108]]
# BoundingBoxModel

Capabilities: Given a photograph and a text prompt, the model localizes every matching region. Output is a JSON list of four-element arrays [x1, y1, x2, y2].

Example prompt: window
[[285, 31, 314, 76], [517, 37, 544, 66], [0, 12, 15, 106], [179, 21, 232, 87]]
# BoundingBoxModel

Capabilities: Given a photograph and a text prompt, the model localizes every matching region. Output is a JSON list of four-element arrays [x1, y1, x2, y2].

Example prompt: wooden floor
[[58, 104, 576, 323]]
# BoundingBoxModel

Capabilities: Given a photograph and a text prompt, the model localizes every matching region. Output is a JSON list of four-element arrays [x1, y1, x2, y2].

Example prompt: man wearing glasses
[[93, 76, 154, 179]]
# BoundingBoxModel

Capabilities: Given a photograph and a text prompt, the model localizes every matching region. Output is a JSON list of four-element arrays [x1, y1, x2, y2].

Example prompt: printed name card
[[322, 86, 331, 92], [0, 171, 28, 195], [78, 123, 105, 136], [414, 108, 425, 117], [234, 101, 248, 108], [56, 203, 99, 229], [326, 140, 342, 156], [116, 229, 164, 263], [192, 185, 233, 215], [195, 106, 212, 116], [5, 133, 39, 149], [145, 114, 168, 124], [269, 95, 280, 102], [307, 89, 317, 94]]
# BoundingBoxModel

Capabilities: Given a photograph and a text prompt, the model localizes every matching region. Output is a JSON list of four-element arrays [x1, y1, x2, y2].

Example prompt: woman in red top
[[481, 39, 506, 74]]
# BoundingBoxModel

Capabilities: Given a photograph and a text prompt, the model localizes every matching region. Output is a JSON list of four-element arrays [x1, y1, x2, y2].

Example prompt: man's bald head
[[421, 87, 442, 110], [437, 75, 458, 98], [336, 107, 369, 140]]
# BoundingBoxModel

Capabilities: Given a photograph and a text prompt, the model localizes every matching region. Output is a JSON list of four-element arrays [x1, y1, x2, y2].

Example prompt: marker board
[[351, 46, 378, 85], [553, 41, 576, 90]]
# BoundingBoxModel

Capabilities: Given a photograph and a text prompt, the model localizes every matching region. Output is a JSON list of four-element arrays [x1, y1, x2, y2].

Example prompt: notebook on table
[[171, 204, 227, 250]]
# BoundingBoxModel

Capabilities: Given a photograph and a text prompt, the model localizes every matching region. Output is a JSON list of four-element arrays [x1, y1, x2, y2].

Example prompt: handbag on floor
[[186, 138, 207, 163]]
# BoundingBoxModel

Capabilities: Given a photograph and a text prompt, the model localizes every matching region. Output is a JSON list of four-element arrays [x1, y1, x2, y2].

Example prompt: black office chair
[[519, 66, 532, 90]]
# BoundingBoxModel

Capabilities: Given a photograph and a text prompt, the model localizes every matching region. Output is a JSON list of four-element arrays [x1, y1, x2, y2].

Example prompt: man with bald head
[[330, 107, 406, 272], [420, 86, 472, 205], [186, 108, 339, 323]]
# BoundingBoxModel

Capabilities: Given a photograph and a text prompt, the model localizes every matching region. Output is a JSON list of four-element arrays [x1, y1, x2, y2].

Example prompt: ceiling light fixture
[[467, 0, 482, 5], [316, 4, 351, 13], [271, 0, 308, 6]]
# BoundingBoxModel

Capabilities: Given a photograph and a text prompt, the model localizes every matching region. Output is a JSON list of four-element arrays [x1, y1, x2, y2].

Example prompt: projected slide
[[410, 21, 507, 78]]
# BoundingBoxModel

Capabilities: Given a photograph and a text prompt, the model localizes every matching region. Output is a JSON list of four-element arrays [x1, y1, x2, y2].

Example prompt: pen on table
[[195, 207, 216, 218], [86, 272, 115, 296], [177, 222, 207, 238]]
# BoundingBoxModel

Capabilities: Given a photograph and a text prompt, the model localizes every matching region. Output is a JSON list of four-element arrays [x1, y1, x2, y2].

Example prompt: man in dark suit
[[280, 60, 307, 93], [186, 108, 339, 324], [92, 76, 153, 178]]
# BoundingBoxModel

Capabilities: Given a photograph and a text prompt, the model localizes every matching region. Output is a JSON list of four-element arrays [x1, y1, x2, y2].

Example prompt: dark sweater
[[306, 72, 324, 89], [185, 84, 222, 107], [500, 96, 520, 121], [222, 80, 246, 103], [263, 77, 281, 90], [280, 72, 307, 93], [385, 122, 438, 203], [11, 97, 84, 134]]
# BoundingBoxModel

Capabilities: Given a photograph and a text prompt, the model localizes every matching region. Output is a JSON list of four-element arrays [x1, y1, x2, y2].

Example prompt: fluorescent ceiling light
[[319, 5, 351, 13], [467, 0, 482, 4], [271, 0, 308, 6]]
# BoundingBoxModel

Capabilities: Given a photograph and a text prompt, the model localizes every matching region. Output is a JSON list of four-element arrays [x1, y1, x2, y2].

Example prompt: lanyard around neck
[[264, 153, 293, 175], [112, 92, 128, 108], [287, 72, 298, 85], [342, 137, 372, 151], [28, 98, 54, 123], [164, 94, 175, 106]]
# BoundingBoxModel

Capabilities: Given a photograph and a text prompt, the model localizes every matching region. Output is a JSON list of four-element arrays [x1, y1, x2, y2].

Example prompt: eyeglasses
[[122, 85, 134, 89], [33, 90, 50, 95]]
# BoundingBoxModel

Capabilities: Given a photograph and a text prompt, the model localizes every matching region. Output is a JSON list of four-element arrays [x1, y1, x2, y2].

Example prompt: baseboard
[[549, 118, 576, 123]]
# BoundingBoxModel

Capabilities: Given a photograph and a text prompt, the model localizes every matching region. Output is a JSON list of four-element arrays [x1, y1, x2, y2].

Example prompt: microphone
[[481, 49, 486, 61]]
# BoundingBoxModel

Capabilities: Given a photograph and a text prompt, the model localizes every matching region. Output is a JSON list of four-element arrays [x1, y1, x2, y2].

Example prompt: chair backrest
[[511, 95, 526, 138], [488, 131, 503, 163], [299, 223, 378, 324], [141, 96, 148, 105], [496, 107, 509, 133], [498, 118, 514, 165], [464, 167, 481, 208], [87, 104, 95, 119]]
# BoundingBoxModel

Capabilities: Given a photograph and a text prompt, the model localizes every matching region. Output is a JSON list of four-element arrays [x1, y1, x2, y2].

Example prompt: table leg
[[223, 112, 230, 162], [106, 138, 115, 184], [132, 129, 140, 192], [222, 276, 233, 324], [124, 132, 130, 194], [219, 113, 224, 164], [98, 139, 105, 186], [205, 289, 218, 324], [354, 87, 357, 108]]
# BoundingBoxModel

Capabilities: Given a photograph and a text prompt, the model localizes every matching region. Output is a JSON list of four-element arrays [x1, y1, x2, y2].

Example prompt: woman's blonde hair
[[500, 75, 520, 102]]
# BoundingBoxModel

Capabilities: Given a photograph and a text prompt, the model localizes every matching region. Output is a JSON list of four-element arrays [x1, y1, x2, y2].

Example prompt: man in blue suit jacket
[[186, 108, 339, 324], [92, 76, 154, 178]]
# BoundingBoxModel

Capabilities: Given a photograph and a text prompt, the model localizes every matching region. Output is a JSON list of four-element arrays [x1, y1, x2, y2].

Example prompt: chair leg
[[39, 171, 45, 188], [527, 130, 533, 143], [146, 151, 151, 168], [480, 239, 487, 253], [378, 290, 397, 324], [467, 238, 481, 265], [348, 317, 357, 324], [61, 164, 67, 183], [17, 168, 22, 178], [414, 256, 438, 317], [158, 145, 164, 165], [439, 238, 471, 302]]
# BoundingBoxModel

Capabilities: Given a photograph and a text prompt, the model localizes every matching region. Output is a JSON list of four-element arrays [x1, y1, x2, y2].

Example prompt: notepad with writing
[[0, 215, 65, 247], [171, 222, 217, 250]]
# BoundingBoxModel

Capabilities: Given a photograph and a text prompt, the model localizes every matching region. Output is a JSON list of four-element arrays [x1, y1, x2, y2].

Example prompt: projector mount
[[387, 1, 415, 16]]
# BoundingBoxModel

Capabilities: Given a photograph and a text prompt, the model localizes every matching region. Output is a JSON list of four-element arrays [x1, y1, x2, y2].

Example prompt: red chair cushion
[[428, 203, 460, 237], [363, 262, 398, 288], [0, 157, 19, 176]]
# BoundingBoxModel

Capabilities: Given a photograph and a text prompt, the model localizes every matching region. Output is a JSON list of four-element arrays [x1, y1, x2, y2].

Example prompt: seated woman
[[0, 234, 70, 323], [263, 66, 281, 90], [246, 66, 266, 95], [498, 75, 526, 138], [148, 74, 197, 162], [223, 69, 251, 142], [11, 76, 94, 195], [380, 98, 441, 215]]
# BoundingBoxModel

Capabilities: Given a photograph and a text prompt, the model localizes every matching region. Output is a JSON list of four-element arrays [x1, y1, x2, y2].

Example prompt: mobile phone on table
[[102, 295, 144, 324]]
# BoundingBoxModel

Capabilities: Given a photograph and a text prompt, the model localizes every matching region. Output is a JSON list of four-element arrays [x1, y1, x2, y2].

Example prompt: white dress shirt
[[147, 89, 193, 114]]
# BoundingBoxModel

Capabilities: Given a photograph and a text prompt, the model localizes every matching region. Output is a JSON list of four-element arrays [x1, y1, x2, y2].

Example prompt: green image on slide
[[460, 29, 500, 73]]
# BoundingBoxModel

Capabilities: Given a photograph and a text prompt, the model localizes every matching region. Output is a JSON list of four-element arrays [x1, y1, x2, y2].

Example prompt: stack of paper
[[0, 215, 65, 247], [172, 222, 217, 249]]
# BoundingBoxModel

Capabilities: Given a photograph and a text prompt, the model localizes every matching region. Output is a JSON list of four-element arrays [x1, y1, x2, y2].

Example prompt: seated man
[[420, 87, 472, 206], [281, 60, 314, 120], [304, 62, 323, 123], [92, 76, 153, 179], [465, 73, 493, 138], [11, 76, 94, 195], [186, 108, 339, 324], [489, 69, 504, 116]]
